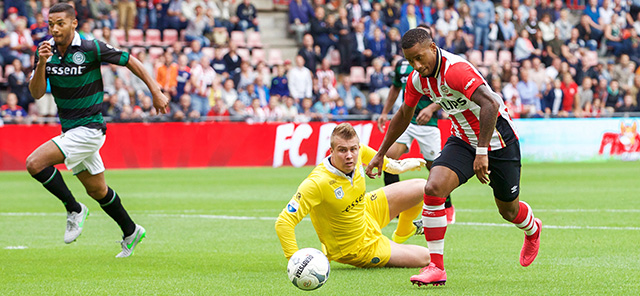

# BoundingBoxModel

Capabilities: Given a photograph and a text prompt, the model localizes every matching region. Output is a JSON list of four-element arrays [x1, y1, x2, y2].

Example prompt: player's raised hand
[[365, 153, 385, 179], [152, 91, 170, 114], [38, 41, 53, 63], [377, 114, 388, 132], [473, 155, 490, 184]]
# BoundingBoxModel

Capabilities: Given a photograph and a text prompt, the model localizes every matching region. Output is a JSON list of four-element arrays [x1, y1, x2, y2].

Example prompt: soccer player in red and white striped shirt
[[366, 28, 541, 287]]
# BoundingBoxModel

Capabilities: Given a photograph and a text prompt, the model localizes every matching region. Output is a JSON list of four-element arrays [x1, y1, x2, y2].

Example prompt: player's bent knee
[[424, 182, 447, 198], [25, 154, 44, 175]]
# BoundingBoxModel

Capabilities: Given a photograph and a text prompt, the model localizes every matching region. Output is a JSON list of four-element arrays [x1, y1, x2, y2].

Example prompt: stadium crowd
[[1, 0, 640, 125]]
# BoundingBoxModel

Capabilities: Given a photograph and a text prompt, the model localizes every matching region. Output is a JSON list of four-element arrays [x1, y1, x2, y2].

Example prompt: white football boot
[[116, 224, 146, 258], [64, 202, 89, 244]]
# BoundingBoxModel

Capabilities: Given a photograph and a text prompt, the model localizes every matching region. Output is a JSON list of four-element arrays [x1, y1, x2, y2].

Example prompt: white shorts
[[396, 123, 441, 161], [51, 127, 106, 175]]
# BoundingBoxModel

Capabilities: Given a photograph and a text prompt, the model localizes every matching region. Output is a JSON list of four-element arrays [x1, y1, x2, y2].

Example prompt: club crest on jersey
[[72, 52, 85, 65], [440, 85, 449, 94], [287, 200, 299, 213], [334, 187, 344, 199]]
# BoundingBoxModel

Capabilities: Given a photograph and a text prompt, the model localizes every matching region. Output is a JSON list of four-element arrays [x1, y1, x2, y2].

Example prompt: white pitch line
[[2, 212, 640, 231]]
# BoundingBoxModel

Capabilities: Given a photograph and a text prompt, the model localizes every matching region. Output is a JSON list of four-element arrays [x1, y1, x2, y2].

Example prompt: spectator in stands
[[156, 51, 178, 94], [281, 95, 299, 121], [129, 51, 156, 99], [576, 77, 594, 116], [560, 72, 578, 114], [319, 76, 339, 99], [185, 4, 212, 47], [593, 78, 609, 107], [245, 97, 267, 123], [555, 9, 572, 42], [503, 75, 521, 106], [9, 19, 33, 68], [514, 30, 538, 62], [386, 28, 402, 62], [265, 95, 284, 122], [296, 97, 318, 122], [30, 13, 50, 48], [366, 92, 383, 115], [605, 80, 625, 112], [316, 59, 336, 87], [208, 96, 230, 120], [98, 26, 119, 48], [335, 7, 353, 74], [310, 7, 335, 58], [229, 99, 248, 121], [435, 9, 458, 48], [517, 70, 543, 117], [298, 33, 322, 72], [313, 92, 333, 120], [575, 15, 600, 51], [211, 48, 227, 76], [350, 22, 373, 67], [471, 0, 494, 51], [288, 55, 314, 101], [364, 10, 385, 40], [171, 93, 200, 121], [90, 0, 114, 29], [78, 20, 96, 40], [75, 0, 94, 25], [237, 60, 257, 91], [171, 54, 192, 103], [8, 59, 33, 112], [583, 0, 604, 38], [538, 13, 555, 43], [613, 55, 634, 91], [254, 76, 270, 107], [289, 0, 315, 45], [215, 0, 238, 33], [0, 22, 16, 67], [270, 65, 290, 99], [369, 58, 391, 95], [618, 94, 638, 112], [1, 93, 27, 124], [497, 10, 517, 51], [382, 0, 401, 29], [345, 0, 365, 25], [221, 78, 239, 109], [529, 57, 548, 92], [337, 76, 366, 110], [604, 13, 631, 56], [347, 95, 368, 116], [541, 79, 564, 117], [328, 97, 348, 121], [367, 28, 387, 60], [134, 95, 158, 119], [399, 3, 421, 35], [190, 56, 216, 116], [224, 41, 243, 78], [114, 77, 132, 108], [236, 0, 259, 31], [116, 0, 137, 40], [102, 93, 122, 119], [495, 0, 512, 22]]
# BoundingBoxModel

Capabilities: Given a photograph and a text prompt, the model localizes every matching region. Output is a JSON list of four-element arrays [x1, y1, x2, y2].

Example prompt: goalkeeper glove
[[385, 158, 426, 174]]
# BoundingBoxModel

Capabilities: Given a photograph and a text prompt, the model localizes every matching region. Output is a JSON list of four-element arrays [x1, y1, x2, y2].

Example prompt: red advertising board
[[0, 121, 451, 171]]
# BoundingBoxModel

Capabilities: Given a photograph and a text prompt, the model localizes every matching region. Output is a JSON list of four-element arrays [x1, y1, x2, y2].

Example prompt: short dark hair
[[401, 28, 433, 50], [49, 3, 76, 19]]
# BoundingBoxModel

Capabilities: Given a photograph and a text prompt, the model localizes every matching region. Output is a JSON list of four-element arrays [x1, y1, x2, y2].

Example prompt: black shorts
[[432, 136, 522, 202]]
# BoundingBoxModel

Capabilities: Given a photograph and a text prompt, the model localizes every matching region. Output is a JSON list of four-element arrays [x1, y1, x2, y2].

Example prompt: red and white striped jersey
[[404, 48, 518, 150]]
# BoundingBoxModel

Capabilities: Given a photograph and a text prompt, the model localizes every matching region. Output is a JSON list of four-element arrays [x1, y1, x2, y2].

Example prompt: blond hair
[[330, 123, 359, 148]]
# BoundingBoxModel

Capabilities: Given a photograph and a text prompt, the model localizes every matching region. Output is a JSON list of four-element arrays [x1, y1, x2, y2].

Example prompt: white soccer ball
[[287, 248, 330, 291]]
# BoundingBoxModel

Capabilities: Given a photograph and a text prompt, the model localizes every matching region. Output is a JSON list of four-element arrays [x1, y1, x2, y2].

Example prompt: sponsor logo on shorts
[[334, 187, 344, 200], [287, 200, 299, 213]]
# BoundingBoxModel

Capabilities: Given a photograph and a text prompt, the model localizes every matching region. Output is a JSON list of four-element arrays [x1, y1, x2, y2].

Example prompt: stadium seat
[[218, 47, 230, 56], [365, 66, 374, 84], [329, 49, 341, 66], [202, 47, 215, 59], [236, 48, 251, 62], [131, 47, 146, 56], [268, 49, 283, 66], [251, 48, 266, 66], [162, 29, 179, 46], [112, 29, 126, 46], [148, 47, 165, 60], [350, 66, 366, 84], [477, 66, 489, 77], [145, 29, 162, 46], [246, 31, 263, 48], [125, 29, 144, 47], [231, 31, 246, 48], [467, 50, 482, 67], [483, 50, 497, 67], [498, 50, 512, 66]]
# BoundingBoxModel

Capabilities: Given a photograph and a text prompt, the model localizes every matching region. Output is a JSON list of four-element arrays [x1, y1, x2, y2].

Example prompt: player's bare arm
[[415, 103, 441, 125], [28, 41, 53, 99], [366, 103, 416, 178], [126, 56, 169, 114], [469, 84, 500, 184], [377, 84, 402, 132]]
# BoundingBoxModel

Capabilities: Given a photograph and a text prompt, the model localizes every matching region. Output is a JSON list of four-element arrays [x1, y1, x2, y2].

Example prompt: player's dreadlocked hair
[[331, 123, 359, 148], [401, 28, 433, 50], [49, 3, 76, 19]]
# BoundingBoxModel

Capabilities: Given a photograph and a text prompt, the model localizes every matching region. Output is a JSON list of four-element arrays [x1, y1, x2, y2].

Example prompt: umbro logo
[[511, 185, 518, 194]]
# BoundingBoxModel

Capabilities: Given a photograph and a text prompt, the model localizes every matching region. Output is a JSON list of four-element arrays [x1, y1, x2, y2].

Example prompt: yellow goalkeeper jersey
[[275, 144, 389, 261]]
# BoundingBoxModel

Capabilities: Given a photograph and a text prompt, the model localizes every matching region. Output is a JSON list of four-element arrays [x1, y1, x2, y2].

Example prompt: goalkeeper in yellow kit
[[275, 123, 430, 268]]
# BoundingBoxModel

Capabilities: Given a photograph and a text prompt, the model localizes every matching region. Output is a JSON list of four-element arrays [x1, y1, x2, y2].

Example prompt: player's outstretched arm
[[377, 84, 401, 132], [366, 103, 416, 178], [469, 84, 500, 184], [29, 42, 52, 99], [126, 56, 169, 114]]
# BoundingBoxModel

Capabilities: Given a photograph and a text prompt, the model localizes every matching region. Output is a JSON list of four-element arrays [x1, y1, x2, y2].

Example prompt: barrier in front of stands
[[1, 118, 637, 171]]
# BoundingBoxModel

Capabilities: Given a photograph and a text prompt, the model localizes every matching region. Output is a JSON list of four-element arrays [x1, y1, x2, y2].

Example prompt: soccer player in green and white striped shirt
[[27, 3, 169, 258]]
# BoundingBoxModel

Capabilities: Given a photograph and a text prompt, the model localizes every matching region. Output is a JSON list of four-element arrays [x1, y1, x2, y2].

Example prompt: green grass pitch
[[1, 162, 639, 295]]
